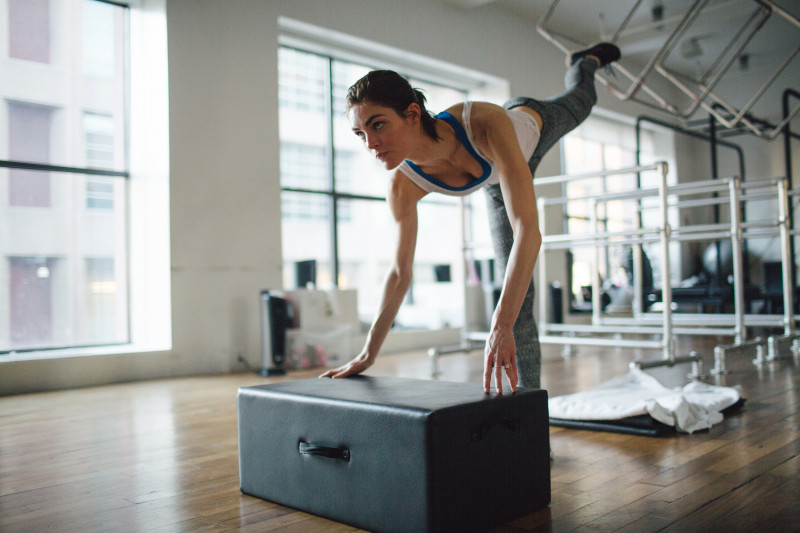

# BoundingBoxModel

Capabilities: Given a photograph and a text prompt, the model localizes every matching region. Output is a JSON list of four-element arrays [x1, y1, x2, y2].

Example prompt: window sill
[[0, 343, 171, 364]]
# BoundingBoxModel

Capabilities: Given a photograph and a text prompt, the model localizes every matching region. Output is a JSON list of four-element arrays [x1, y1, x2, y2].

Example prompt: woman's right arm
[[320, 172, 426, 378]]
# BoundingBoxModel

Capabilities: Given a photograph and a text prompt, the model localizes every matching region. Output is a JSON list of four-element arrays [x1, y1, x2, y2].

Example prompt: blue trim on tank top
[[403, 111, 492, 192]]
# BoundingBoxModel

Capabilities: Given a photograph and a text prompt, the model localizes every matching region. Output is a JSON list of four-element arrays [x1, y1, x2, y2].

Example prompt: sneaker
[[570, 42, 621, 67]]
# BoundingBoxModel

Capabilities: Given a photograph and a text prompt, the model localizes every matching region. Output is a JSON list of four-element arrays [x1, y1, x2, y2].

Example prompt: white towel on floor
[[548, 368, 741, 433]]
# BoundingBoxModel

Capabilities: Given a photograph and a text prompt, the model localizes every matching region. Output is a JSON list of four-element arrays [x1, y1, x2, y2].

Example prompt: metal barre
[[429, 166, 796, 378], [539, 176, 737, 207], [536, 163, 796, 373], [533, 163, 663, 186]]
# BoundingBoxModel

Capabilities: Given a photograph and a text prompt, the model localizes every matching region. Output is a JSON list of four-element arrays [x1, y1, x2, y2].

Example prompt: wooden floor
[[1, 337, 799, 532]]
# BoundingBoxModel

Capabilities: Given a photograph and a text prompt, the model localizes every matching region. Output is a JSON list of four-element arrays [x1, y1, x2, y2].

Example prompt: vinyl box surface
[[238, 376, 550, 533]]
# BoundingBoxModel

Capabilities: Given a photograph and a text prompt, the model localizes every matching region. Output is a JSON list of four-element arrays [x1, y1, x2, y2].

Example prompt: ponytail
[[412, 89, 440, 141]]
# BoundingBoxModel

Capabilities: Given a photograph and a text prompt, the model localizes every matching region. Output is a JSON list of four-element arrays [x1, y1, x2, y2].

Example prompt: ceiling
[[442, 0, 800, 130]]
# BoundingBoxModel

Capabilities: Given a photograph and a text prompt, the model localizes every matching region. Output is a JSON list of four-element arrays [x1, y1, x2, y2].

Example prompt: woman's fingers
[[319, 355, 370, 379], [483, 353, 494, 393], [320, 364, 355, 379], [483, 354, 518, 394], [483, 327, 518, 393], [495, 360, 504, 394], [506, 358, 518, 393]]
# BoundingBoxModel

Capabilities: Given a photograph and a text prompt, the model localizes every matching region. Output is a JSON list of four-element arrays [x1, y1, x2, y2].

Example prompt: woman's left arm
[[478, 107, 543, 394]]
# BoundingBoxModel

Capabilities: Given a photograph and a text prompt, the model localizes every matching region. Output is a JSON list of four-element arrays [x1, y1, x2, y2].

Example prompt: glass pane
[[408, 200, 465, 328], [1, 168, 129, 352], [336, 198, 395, 323], [280, 142, 328, 191], [84, 257, 122, 344], [332, 60, 388, 197], [279, 48, 330, 191], [82, 0, 116, 78], [84, 112, 115, 168], [3, 0, 127, 170], [86, 177, 114, 209], [281, 191, 333, 289], [466, 194, 493, 264]]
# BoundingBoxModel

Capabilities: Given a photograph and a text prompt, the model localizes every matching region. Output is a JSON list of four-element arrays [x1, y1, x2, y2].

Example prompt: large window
[[279, 47, 470, 329], [561, 115, 669, 312], [1, 0, 129, 353]]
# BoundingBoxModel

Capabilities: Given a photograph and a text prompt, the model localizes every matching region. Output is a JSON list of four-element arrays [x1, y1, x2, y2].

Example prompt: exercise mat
[[548, 368, 743, 436]]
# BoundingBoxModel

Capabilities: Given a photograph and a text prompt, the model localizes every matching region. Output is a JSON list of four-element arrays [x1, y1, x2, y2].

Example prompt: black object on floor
[[550, 413, 675, 437]]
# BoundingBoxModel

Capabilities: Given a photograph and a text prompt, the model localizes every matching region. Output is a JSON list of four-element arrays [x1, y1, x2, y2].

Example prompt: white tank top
[[397, 101, 540, 197]]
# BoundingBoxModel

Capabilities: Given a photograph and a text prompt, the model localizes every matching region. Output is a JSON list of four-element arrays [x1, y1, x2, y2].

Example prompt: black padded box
[[237, 376, 550, 533]]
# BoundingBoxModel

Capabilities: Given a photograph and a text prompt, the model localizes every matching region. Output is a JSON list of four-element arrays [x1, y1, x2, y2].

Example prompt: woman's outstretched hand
[[483, 326, 518, 394], [319, 351, 374, 379]]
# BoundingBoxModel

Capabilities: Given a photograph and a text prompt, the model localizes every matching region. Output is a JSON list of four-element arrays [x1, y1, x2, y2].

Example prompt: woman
[[321, 43, 621, 393]]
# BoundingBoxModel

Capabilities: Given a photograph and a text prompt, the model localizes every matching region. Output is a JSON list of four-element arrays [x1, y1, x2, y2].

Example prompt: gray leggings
[[483, 58, 599, 389]]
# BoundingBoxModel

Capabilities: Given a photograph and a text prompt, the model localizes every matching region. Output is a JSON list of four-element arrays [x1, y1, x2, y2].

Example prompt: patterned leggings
[[483, 58, 599, 388]]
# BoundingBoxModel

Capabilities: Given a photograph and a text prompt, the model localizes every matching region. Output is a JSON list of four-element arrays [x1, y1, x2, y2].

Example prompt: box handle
[[298, 441, 351, 462], [471, 417, 521, 442]]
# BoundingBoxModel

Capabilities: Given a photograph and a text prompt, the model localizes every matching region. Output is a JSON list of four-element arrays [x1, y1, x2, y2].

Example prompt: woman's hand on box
[[319, 351, 373, 379], [483, 324, 518, 394]]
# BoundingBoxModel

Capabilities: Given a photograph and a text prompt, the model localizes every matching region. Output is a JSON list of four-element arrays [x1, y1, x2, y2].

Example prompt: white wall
[[6, 0, 793, 394]]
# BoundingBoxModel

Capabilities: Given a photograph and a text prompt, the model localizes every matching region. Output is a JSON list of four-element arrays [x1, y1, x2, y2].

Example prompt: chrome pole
[[537, 197, 549, 335], [657, 162, 674, 362], [534, 164, 661, 186], [728, 177, 746, 344], [633, 237, 644, 319], [778, 177, 795, 336], [590, 198, 602, 325]]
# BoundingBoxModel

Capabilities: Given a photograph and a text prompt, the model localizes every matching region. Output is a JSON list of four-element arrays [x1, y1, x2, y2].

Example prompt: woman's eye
[[374, 122, 384, 130]]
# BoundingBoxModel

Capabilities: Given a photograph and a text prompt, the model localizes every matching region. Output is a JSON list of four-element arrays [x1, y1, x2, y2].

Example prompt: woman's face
[[350, 102, 417, 170]]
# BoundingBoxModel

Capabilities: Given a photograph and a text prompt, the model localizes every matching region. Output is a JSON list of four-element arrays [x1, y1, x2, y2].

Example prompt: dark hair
[[346, 70, 441, 141]]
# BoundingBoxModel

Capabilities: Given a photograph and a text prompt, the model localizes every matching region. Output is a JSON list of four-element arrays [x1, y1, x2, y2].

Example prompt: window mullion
[[326, 58, 340, 287]]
